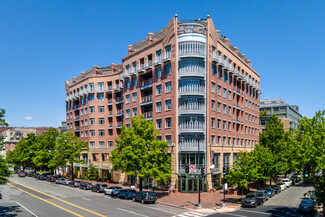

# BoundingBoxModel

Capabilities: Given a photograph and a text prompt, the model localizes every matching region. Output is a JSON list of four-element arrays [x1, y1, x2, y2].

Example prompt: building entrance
[[178, 174, 206, 193]]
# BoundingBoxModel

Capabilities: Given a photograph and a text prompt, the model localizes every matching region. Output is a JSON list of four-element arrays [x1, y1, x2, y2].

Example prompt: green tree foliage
[[226, 151, 257, 198], [0, 108, 11, 184], [110, 115, 172, 191], [0, 108, 8, 149], [86, 165, 99, 182]]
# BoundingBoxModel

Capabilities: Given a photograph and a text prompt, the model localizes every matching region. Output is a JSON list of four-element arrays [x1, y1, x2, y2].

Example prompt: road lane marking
[[239, 209, 270, 215], [82, 197, 91, 201], [217, 213, 247, 217], [8, 183, 84, 217], [15, 201, 38, 217], [116, 208, 149, 217], [140, 205, 178, 214], [9, 179, 106, 217]]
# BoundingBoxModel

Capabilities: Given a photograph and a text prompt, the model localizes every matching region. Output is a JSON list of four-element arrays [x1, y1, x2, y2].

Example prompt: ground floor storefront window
[[178, 175, 206, 193], [211, 173, 221, 189]]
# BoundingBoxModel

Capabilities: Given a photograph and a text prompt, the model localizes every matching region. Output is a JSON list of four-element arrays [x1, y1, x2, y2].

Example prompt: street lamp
[[194, 135, 202, 208]]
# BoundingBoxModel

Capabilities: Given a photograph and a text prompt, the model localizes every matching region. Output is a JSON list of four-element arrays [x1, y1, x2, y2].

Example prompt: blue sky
[[0, 0, 324, 127]]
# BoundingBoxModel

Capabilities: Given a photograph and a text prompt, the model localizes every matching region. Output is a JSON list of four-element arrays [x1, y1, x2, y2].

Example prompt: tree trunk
[[241, 188, 243, 200], [270, 178, 272, 186], [71, 163, 74, 181], [139, 177, 143, 191]]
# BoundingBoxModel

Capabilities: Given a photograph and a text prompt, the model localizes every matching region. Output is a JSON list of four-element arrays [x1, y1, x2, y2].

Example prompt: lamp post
[[194, 135, 202, 208]]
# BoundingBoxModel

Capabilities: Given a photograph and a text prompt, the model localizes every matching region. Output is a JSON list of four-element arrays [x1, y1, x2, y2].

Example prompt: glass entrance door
[[179, 175, 206, 193]]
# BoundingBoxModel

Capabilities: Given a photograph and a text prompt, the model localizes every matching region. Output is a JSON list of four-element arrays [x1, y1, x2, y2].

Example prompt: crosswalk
[[173, 212, 207, 217]]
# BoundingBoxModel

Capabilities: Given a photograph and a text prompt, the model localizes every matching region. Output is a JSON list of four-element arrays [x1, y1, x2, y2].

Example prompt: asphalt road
[[208, 183, 318, 217], [0, 175, 207, 217]]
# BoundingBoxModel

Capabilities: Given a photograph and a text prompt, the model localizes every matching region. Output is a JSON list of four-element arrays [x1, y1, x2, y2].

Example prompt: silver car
[[105, 186, 122, 195]]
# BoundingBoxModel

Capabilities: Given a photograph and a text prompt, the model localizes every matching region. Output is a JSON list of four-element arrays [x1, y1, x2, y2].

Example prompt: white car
[[104, 186, 122, 195], [281, 179, 292, 187], [276, 182, 286, 191]]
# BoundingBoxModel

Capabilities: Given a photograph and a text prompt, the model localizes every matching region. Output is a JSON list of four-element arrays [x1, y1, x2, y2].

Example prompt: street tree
[[86, 164, 99, 184], [0, 108, 8, 149], [226, 151, 257, 199], [0, 108, 11, 184], [49, 132, 88, 179], [110, 115, 172, 191]]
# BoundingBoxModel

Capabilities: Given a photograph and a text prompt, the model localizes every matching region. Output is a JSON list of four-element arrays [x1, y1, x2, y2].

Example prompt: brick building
[[65, 15, 261, 192]]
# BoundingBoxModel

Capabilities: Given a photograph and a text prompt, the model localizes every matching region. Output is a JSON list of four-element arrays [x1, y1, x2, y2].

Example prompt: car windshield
[[102, 185, 107, 187], [246, 195, 255, 199], [129, 190, 136, 193], [116, 187, 122, 189], [301, 200, 313, 205], [265, 188, 272, 191], [257, 192, 264, 196], [148, 192, 155, 196], [283, 180, 288, 182]]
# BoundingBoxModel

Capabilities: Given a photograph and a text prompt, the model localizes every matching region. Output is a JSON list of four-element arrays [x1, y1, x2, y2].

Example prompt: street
[[208, 183, 317, 217], [0, 175, 205, 217]]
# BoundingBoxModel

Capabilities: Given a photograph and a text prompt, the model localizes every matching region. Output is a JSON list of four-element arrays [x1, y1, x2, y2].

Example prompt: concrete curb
[[215, 206, 241, 213], [156, 201, 195, 211]]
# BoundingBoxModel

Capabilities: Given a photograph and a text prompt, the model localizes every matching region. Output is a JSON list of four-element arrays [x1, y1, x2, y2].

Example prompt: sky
[[0, 0, 324, 127]]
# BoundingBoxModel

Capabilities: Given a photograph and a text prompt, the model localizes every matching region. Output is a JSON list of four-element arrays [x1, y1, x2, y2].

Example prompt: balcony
[[228, 65, 234, 74], [107, 98, 113, 105], [178, 97, 205, 114], [178, 79, 205, 95], [88, 88, 95, 94], [145, 60, 153, 70], [120, 70, 130, 80], [154, 57, 161, 66], [115, 97, 123, 104], [116, 121, 123, 128], [140, 78, 153, 90], [140, 95, 153, 106], [74, 115, 80, 121], [217, 56, 224, 68], [105, 86, 113, 92], [142, 111, 153, 120], [82, 89, 88, 95], [163, 52, 171, 62], [137, 64, 144, 73], [107, 110, 113, 117], [108, 123, 113, 129], [179, 117, 205, 132], [73, 105, 80, 111], [116, 109, 123, 116], [178, 41, 206, 58], [74, 126, 80, 132], [178, 135, 206, 152], [97, 88, 104, 93], [212, 54, 219, 63], [179, 59, 205, 77], [114, 83, 123, 91], [131, 68, 137, 76]]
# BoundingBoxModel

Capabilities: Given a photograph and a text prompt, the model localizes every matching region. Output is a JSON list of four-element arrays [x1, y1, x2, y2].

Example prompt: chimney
[[128, 45, 133, 54], [225, 38, 230, 47], [247, 59, 252, 67], [216, 30, 220, 37], [81, 72, 85, 77], [148, 33, 153, 42], [234, 47, 238, 55]]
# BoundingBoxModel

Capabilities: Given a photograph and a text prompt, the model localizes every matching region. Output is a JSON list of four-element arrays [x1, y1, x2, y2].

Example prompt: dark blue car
[[118, 189, 137, 199], [264, 187, 274, 198]]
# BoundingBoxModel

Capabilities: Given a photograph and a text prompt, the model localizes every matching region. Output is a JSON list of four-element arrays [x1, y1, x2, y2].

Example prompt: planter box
[[174, 189, 179, 193]]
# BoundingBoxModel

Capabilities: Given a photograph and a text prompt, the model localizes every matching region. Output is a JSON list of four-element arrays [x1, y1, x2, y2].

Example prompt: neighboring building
[[0, 127, 52, 157], [60, 121, 67, 133], [260, 98, 303, 131], [65, 15, 261, 192]]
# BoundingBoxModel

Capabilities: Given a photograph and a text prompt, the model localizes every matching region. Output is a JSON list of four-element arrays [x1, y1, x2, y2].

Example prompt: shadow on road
[[263, 206, 318, 217], [0, 205, 22, 217]]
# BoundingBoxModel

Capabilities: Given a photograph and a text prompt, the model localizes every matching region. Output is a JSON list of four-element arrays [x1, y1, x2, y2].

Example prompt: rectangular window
[[224, 72, 227, 82], [156, 119, 162, 129], [165, 118, 171, 128], [211, 135, 215, 144], [245, 99, 247, 107], [108, 141, 113, 148], [90, 118, 95, 125], [228, 137, 231, 146], [85, 119, 88, 126], [132, 92, 137, 102], [223, 137, 226, 146], [223, 88, 226, 98], [156, 84, 162, 95], [165, 82, 171, 93], [156, 102, 161, 112], [217, 85, 221, 95], [126, 109, 130, 118], [126, 80, 130, 89], [165, 64, 171, 75], [211, 100, 215, 110], [157, 136, 162, 140], [228, 91, 231, 100], [212, 64, 215, 75], [97, 94, 104, 101], [85, 107, 88, 114], [98, 130, 105, 137], [98, 106, 104, 113], [228, 106, 231, 116], [211, 82, 215, 93], [229, 75, 232, 85], [90, 130, 95, 137], [156, 67, 161, 78], [126, 95, 130, 104], [89, 83, 94, 92], [223, 121, 226, 130], [165, 135, 172, 144], [217, 119, 221, 129], [98, 118, 104, 125], [211, 118, 215, 128], [99, 141, 105, 148], [217, 136, 221, 145], [218, 68, 222, 78], [228, 122, 231, 131], [133, 108, 137, 117], [81, 120, 84, 126], [223, 104, 226, 114], [89, 95, 94, 101], [217, 102, 221, 112], [90, 141, 95, 148], [165, 99, 171, 111], [132, 77, 137, 87], [98, 82, 104, 92]]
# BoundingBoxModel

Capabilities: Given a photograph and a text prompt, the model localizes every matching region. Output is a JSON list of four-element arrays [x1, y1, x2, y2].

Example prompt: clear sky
[[1, 0, 324, 127]]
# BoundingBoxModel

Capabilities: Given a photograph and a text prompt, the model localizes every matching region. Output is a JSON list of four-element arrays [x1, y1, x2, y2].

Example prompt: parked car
[[254, 190, 269, 204], [68, 181, 75, 187], [46, 176, 57, 182], [73, 181, 81, 187], [264, 187, 274, 198], [133, 191, 157, 204], [242, 193, 258, 207], [91, 184, 108, 193], [55, 178, 66, 184], [276, 182, 286, 191], [299, 199, 317, 213], [118, 189, 137, 199], [0, 192, 2, 199], [270, 185, 281, 194], [80, 182, 92, 190], [18, 172, 26, 177], [281, 178, 292, 188], [104, 186, 122, 195], [41, 175, 48, 181], [65, 180, 71, 185]]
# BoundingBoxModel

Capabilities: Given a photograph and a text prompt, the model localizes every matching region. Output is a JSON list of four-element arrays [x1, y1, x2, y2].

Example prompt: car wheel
[[152, 201, 155, 204], [141, 199, 145, 204], [132, 197, 136, 202]]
